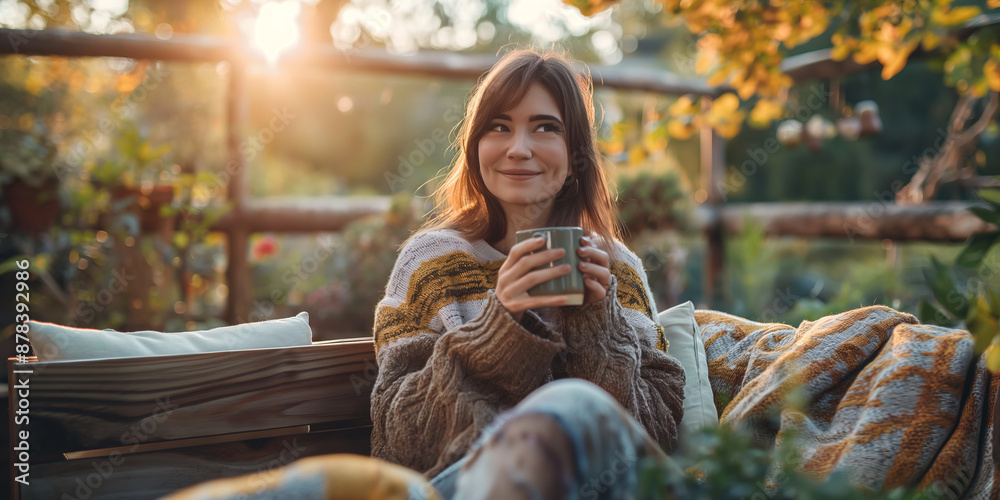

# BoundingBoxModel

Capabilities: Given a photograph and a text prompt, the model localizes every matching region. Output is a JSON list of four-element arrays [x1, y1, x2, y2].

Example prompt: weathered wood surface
[[19, 425, 372, 500], [696, 201, 995, 242], [0, 29, 717, 96], [9, 338, 377, 457]]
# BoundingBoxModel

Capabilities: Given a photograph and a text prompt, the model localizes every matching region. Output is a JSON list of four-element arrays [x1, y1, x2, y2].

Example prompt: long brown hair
[[420, 48, 621, 260]]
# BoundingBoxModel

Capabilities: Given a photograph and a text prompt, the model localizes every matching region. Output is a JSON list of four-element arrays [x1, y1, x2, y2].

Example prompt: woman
[[371, 48, 686, 499]]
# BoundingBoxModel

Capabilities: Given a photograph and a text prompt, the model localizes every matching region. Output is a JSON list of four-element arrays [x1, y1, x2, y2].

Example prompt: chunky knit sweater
[[370, 228, 686, 477]]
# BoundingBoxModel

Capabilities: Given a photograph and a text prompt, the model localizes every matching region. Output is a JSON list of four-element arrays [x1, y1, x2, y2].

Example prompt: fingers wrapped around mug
[[496, 236, 571, 321], [578, 236, 611, 305]]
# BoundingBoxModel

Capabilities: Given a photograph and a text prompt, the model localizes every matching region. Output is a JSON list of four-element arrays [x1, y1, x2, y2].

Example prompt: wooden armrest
[[8, 338, 377, 457]]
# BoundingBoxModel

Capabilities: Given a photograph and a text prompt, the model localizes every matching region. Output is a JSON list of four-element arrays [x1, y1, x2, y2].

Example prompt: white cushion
[[26, 312, 313, 362], [658, 301, 718, 434]]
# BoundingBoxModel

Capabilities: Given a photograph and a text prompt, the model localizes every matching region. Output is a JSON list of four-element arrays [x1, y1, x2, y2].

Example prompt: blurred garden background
[[2, 0, 1000, 352]]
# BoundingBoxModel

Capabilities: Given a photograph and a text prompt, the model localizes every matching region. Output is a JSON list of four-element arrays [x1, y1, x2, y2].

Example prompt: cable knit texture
[[371, 229, 686, 477]]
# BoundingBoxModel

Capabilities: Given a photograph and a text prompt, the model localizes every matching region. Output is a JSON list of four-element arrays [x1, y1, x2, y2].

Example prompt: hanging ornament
[[804, 115, 837, 152], [777, 120, 803, 148], [855, 100, 883, 137]]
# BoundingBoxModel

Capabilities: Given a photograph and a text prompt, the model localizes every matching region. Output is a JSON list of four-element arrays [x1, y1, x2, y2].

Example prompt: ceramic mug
[[514, 226, 585, 305]]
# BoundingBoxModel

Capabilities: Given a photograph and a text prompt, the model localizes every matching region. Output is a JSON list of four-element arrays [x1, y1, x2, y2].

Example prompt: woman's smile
[[499, 169, 542, 181]]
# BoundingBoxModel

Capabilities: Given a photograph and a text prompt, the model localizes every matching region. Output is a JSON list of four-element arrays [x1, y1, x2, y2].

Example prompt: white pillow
[[26, 312, 313, 362], [658, 301, 718, 435]]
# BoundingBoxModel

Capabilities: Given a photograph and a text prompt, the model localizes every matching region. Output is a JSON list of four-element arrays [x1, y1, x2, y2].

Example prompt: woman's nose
[[506, 129, 532, 160]]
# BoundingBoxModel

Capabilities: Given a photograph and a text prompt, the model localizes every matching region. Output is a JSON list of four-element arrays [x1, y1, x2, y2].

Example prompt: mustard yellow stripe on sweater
[[375, 251, 666, 354], [610, 261, 667, 353], [375, 252, 504, 351]]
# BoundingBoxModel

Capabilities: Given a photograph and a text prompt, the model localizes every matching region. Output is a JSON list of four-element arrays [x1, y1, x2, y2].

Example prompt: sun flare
[[253, 1, 301, 64]]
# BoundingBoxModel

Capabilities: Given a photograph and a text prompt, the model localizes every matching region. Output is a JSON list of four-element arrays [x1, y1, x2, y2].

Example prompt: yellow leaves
[[627, 144, 647, 166], [853, 39, 881, 65], [990, 0, 1000, 9], [880, 41, 917, 80], [922, 31, 941, 51], [704, 93, 745, 138], [710, 93, 740, 114], [831, 34, 856, 61], [987, 336, 1000, 373], [667, 95, 701, 140], [986, 59, 1000, 92], [695, 45, 717, 74], [930, 5, 980, 26], [668, 96, 698, 117], [667, 117, 698, 140], [749, 99, 785, 128]]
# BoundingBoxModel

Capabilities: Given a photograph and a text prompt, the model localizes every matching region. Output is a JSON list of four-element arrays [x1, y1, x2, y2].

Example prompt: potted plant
[[0, 124, 61, 234], [90, 121, 177, 238]]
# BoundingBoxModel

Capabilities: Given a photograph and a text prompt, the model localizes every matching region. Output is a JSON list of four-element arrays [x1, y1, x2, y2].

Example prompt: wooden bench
[[7, 338, 377, 500]]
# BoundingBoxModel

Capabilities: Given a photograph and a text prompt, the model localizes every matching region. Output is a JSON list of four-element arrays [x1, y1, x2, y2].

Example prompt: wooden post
[[225, 61, 250, 325], [701, 98, 726, 309]]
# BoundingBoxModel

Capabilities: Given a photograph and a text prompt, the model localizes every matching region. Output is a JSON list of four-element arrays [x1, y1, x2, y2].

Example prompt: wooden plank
[[210, 197, 993, 242], [18, 426, 372, 500], [706, 201, 995, 242], [224, 61, 250, 326], [0, 29, 717, 96], [63, 425, 310, 460], [212, 197, 392, 233], [701, 97, 726, 308], [9, 339, 376, 457]]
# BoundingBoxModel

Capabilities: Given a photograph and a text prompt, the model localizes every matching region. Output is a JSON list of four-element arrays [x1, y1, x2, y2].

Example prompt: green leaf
[[966, 295, 998, 355], [955, 231, 1000, 268], [968, 206, 1000, 226], [987, 288, 1000, 317], [978, 189, 1000, 208], [918, 298, 954, 326], [924, 256, 968, 318]]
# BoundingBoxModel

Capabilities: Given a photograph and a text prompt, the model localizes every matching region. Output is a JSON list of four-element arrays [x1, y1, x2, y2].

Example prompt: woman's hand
[[496, 236, 572, 322], [578, 236, 612, 305]]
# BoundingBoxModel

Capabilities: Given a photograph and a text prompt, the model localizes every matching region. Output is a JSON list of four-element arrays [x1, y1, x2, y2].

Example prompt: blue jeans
[[430, 378, 669, 500]]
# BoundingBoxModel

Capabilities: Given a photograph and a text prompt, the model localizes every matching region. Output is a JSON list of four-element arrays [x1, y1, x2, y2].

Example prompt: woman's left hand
[[578, 236, 612, 305]]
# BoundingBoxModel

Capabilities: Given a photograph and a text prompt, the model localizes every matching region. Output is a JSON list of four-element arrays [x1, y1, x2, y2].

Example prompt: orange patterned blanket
[[695, 306, 998, 497]]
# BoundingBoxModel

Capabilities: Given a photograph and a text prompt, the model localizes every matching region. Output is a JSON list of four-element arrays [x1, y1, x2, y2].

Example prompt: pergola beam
[[0, 28, 717, 96], [209, 198, 993, 242]]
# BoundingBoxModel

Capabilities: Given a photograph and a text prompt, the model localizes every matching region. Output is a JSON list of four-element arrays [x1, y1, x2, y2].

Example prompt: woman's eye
[[489, 123, 509, 132], [537, 123, 561, 133]]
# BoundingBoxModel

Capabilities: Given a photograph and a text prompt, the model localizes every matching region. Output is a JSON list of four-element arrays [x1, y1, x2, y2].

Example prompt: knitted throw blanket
[[695, 306, 999, 497]]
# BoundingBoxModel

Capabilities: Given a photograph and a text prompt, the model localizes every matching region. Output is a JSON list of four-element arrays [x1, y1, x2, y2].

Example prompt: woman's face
[[478, 82, 569, 218]]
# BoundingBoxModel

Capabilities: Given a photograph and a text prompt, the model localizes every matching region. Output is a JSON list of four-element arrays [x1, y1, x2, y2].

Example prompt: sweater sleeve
[[556, 244, 686, 452], [370, 232, 566, 476]]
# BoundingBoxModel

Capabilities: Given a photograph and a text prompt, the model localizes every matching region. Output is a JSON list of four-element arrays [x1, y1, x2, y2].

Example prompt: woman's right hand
[[495, 236, 572, 322]]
